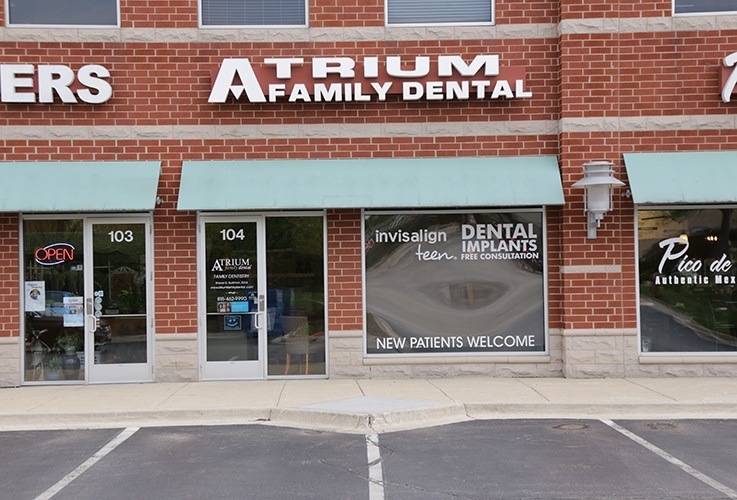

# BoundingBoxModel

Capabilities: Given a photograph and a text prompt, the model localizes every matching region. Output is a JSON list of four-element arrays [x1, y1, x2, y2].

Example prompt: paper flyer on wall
[[24, 281, 46, 312], [63, 296, 84, 327]]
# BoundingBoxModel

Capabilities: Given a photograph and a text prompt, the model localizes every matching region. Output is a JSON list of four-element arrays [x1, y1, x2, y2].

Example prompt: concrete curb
[[465, 403, 737, 420], [0, 409, 273, 431], [2, 402, 737, 433]]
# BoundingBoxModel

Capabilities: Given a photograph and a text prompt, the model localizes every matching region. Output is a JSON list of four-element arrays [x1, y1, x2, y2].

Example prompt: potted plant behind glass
[[56, 332, 81, 355], [56, 332, 82, 379], [44, 355, 63, 380]]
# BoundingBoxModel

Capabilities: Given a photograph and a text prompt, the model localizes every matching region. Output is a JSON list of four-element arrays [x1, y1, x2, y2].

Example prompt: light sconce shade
[[572, 161, 625, 239]]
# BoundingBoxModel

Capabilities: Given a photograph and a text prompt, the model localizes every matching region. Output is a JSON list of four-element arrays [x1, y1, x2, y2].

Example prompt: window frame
[[362, 208, 549, 358], [636, 204, 737, 357], [5, 0, 120, 28], [672, 0, 737, 17], [384, 0, 494, 27], [198, 0, 309, 28]]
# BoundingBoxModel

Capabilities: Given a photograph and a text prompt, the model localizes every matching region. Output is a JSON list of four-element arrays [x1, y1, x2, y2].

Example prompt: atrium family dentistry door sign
[[208, 55, 531, 103], [364, 212, 546, 356]]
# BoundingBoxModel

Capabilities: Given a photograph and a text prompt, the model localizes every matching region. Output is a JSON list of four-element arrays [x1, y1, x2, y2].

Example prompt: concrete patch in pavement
[[269, 397, 470, 433]]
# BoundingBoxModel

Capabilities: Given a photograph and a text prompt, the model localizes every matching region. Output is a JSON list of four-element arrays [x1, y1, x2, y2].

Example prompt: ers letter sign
[[209, 55, 530, 103], [0, 64, 112, 104]]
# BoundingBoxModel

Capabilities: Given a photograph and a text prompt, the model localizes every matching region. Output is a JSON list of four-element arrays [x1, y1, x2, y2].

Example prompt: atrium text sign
[[0, 64, 112, 104], [209, 55, 530, 103]]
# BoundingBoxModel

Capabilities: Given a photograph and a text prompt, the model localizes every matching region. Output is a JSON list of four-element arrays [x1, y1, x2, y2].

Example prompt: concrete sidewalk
[[1, 378, 736, 434]]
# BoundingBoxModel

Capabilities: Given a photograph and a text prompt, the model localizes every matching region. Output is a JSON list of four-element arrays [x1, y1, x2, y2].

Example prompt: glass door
[[200, 216, 266, 380], [86, 219, 153, 383]]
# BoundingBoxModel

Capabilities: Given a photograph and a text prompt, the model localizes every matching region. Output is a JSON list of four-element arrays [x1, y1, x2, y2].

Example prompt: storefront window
[[639, 208, 737, 353], [266, 217, 325, 376], [23, 219, 84, 382], [204, 221, 260, 363], [364, 211, 546, 355], [23, 217, 153, 383]]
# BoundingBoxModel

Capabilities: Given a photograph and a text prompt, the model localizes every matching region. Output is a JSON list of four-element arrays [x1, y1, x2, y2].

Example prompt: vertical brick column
[[559, 1, 639, 377], [153, 159, 199, 382], [0, 214, 21, 386], [326, 208, 369, 377]]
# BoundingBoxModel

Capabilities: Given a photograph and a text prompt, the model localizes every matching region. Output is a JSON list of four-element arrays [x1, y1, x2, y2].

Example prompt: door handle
[[86, 298, 100, 331], [254, 295, 265, 329]]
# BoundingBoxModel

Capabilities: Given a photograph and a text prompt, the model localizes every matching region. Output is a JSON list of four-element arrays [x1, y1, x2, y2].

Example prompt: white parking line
[[366, 434, 385, 500], [601, 419, 737, 499], [34, 427, 140, 500]]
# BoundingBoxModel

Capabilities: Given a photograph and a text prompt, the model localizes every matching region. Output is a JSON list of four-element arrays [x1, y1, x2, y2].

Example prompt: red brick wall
[[561, 1, 672, 19], [327, 209, 362, 330], [0, 40, 560, 126], [556, 0, 737, 331], [2, 0, 737, 343], [0, 215, 20, 338]]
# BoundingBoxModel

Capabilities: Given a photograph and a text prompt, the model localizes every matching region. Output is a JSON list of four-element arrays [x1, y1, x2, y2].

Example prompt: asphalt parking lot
[[2, 420, 736, 499]]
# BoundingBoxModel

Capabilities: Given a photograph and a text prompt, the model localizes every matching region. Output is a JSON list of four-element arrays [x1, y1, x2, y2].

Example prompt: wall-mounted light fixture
[[572, 161, 625, 239]]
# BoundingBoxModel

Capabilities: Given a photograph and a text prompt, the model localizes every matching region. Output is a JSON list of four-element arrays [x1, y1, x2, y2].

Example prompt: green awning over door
[[624, 152, 737, 204], [177, 156, 564, 210], [0, 162, 161, 212]]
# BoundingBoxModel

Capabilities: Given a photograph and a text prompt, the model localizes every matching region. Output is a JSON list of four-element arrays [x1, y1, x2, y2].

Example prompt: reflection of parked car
[[31, 290, 74, 317], [26, 291, 82, 348]]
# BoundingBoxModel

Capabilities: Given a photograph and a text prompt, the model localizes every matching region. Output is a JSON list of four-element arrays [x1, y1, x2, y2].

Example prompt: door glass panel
[[23, 219, 85, 382], [204, 222, 260, 362], [92, 223, 148, 364], [266, 217, 325, 376]]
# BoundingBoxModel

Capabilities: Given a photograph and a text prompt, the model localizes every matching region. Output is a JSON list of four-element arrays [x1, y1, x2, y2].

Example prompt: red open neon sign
[[34, 243, 75, 266]]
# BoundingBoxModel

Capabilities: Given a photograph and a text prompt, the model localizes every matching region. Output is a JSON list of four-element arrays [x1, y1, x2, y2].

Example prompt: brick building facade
[[1, 0, 737, 386]]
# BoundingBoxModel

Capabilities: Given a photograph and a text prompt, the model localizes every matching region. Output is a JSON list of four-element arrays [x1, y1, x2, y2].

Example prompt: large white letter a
[[208, 58, 266, 103]]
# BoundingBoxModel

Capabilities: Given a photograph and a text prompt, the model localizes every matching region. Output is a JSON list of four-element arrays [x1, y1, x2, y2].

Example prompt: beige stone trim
[[363, 355, 551, 365], [0, 121, 559, 141], [640, 355, 737, 364], [562, 328, 638, 337], [560, 265, 622, 274], [6, 114, 737, 140], [0, 24, 557, 43], [0, 337, 21, 345], [154, 333, 197, 341], [561, 115, 737, 134], [561, 15, 737, 35], [328, 330, 362, 339], [4, 16, 736, 44]]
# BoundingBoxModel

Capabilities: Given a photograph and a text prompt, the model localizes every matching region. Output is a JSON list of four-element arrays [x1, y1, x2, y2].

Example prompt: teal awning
[[0, 162, 161, 212], [177, 156, 564, 210], [624, 152, 737, 204]]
